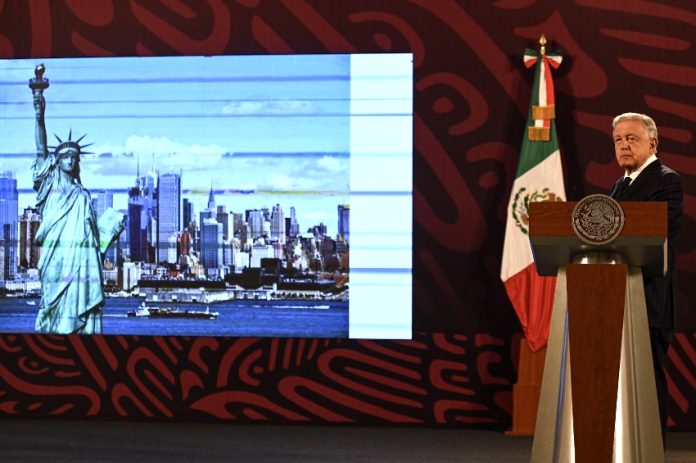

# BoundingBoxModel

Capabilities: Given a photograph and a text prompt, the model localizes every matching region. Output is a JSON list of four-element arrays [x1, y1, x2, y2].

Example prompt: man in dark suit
[[610, 112, 683, 444]]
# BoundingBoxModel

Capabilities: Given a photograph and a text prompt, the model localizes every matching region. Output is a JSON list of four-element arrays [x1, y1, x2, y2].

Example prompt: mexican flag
[[501, 44, 566, 353]]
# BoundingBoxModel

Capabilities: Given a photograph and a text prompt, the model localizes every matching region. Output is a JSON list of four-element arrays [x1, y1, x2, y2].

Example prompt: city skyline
[[12, 178, 346, 240], [9, 176, 346, 243], [6, 164, 349, 271]]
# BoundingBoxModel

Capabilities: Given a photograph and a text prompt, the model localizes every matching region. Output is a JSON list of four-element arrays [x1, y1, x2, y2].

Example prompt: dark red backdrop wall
[[0, 1, 694, 430]]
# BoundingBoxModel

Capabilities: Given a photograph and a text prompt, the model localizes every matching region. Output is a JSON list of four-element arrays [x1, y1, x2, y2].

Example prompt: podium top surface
[[529, 201, 666, 238], [529, 201, 667, 277]]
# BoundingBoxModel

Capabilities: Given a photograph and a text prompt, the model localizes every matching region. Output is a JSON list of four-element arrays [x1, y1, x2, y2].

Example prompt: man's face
[[58, 149, 78, 174], [613, 120, 657, 173]]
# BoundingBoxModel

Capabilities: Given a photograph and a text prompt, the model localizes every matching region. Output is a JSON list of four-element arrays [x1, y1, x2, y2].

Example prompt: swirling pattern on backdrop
[[0, 0, 693, 429]]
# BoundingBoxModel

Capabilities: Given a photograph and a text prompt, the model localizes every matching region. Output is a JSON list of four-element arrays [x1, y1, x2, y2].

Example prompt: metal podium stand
[[528, 200, 667, 463]]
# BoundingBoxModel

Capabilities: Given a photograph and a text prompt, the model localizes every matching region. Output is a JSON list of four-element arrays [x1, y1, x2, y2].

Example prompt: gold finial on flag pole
[[539, 34, 547, 56]]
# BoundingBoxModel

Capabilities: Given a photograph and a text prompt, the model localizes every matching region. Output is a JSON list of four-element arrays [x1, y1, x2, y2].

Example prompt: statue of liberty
[[29, 64, 123, 334]]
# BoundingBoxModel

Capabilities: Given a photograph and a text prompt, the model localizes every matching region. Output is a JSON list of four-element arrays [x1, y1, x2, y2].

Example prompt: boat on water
[[127, 302, 218, 320]]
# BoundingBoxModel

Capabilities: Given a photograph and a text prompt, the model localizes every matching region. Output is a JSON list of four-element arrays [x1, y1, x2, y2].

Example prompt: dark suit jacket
[[610, 159, 683, 329]]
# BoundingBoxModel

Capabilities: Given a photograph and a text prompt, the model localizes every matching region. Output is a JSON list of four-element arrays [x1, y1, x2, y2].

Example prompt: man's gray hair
[[612, 112, 658, 140]]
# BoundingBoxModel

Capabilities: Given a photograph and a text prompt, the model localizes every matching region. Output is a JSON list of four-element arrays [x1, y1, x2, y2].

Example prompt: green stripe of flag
[[515, 51, 559, 178]]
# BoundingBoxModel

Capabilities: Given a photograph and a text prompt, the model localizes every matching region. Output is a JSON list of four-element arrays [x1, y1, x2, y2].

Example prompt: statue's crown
[[49, 130, 93, 157], [55, 140, 82, 154]]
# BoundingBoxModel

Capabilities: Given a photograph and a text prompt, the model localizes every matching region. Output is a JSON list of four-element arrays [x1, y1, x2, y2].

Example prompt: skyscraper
[[270, 204, 285, 244], [18, 207, 41, 269], [182, 198, 195, 254], [216, 205, 229, 240], [338, 204, 350, 243], [178, 230, 191, 260], [207, 184, 216, 212], [128, 158, 158, 262], [0, 235, 4, 280], [95, 190, 113, 218], [246, 209, 264, 240], [200, 218, 222, 277], [240, 222, 250, 248], [157, 172, 181, 263], [200, 184, 215, 225], [142, 164, 159, 262], [231, 212, 243, 238], [167, 234, 178, 264], [127, 190, 146, 261], [127, 167, 149, 263], [0, 172, 18, 280], [183, 198, 193, 229], [287, 206, 300, 237]]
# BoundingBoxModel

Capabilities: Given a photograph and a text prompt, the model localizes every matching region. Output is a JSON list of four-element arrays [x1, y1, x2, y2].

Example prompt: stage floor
[[0, 418, 694, 462]]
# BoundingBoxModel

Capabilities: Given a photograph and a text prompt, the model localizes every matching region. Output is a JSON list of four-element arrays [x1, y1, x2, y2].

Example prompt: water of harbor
[[0, 297, 349, 338]]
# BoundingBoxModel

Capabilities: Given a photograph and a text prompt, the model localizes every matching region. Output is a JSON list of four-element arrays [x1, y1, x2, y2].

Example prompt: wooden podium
[[528, 200, 667, 463]]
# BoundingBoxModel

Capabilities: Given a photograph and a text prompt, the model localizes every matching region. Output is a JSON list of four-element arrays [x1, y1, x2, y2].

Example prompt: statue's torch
[[29, 64, 49, 90]]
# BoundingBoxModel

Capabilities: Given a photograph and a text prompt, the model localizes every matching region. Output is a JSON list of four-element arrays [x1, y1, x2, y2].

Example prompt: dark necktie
[[612, 177, 632, 200]]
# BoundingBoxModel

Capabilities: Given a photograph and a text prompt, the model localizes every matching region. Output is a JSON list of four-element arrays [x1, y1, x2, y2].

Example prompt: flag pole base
[[506, 338, 546, 436]]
